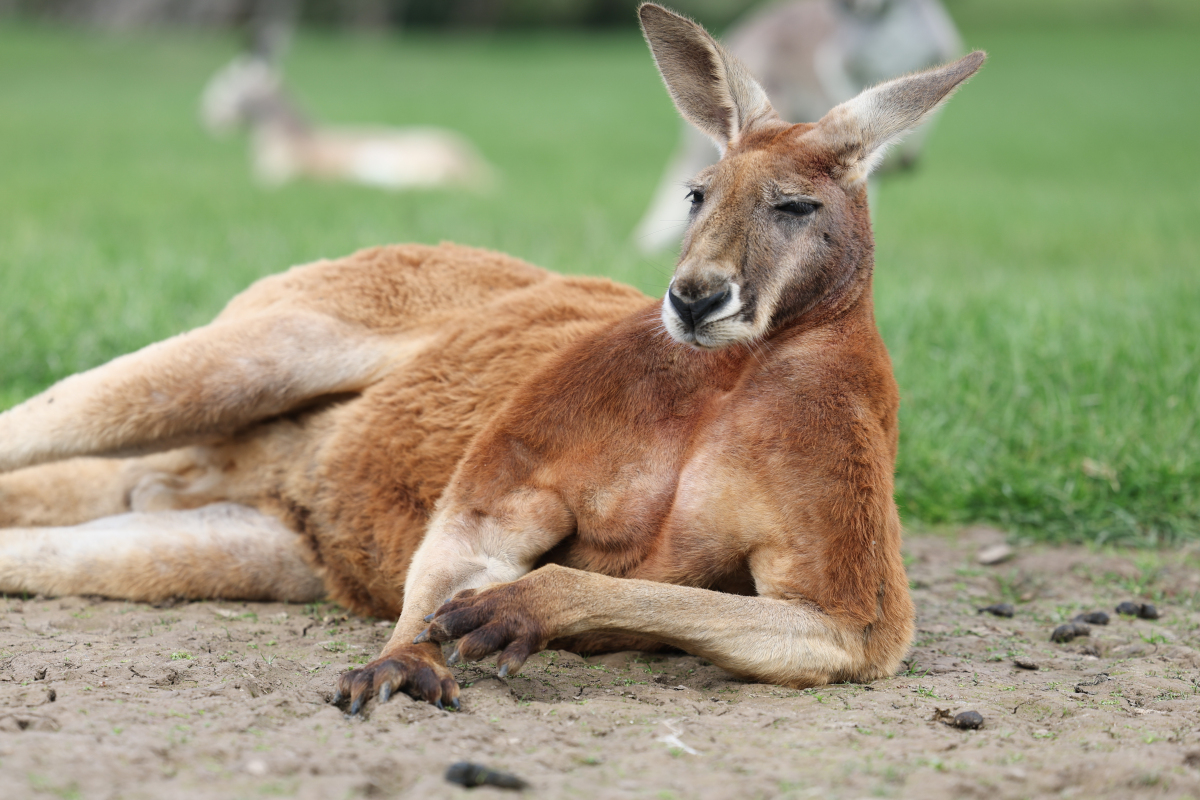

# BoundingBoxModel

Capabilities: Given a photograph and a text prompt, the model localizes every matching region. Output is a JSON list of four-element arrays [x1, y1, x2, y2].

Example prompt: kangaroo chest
[[545, 388, 764, 593]]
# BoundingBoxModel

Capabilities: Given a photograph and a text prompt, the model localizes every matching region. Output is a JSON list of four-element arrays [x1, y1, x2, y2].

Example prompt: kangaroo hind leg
[[0, 503, 324, 602], [0, 311, 396, 474]]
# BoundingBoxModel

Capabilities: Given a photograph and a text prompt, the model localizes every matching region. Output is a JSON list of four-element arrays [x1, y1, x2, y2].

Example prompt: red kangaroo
[[0, 4, 983, 715]]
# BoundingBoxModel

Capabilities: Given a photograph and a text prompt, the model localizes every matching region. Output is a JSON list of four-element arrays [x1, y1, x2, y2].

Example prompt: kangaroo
[[201, 54, 493, 190], [634, 0, 962, 253], [0, 5, 983, 715]]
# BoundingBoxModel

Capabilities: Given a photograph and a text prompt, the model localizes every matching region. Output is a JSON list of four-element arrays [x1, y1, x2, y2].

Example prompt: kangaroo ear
[[639, 3, 775, 154], [815, 50, 986, 185]]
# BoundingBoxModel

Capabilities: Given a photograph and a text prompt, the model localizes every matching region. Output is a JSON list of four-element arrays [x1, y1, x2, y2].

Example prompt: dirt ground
[[4, 526, 1200, 800]]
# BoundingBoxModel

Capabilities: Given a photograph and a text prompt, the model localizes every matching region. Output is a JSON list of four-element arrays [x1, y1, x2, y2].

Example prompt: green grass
[[875, 27, 1200, 543], [1, 21, 1197, 545]]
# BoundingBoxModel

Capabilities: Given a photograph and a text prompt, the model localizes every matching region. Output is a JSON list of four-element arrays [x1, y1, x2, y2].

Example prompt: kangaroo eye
[[686, 189, 705, 206], [776, 201, 818, 217]]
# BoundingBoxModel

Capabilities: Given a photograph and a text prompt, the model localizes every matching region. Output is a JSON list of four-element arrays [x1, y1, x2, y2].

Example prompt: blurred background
[[0, 0, 1196, 545]]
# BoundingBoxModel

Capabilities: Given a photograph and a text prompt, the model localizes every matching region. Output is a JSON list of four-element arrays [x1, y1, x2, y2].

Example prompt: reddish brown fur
[[0, 5, 984, 712]]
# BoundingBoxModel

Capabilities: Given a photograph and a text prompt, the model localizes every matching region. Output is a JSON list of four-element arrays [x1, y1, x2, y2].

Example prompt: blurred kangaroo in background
[[634, 0, 961, 252], [0, 4, 983, 714], [200, 0, 493, 190]]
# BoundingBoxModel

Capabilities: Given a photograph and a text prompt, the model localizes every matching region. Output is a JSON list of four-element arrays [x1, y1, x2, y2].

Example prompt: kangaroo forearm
[[388, 546, 490, 650], [389, 497, 574, 650], [541, 567, 864, 686]]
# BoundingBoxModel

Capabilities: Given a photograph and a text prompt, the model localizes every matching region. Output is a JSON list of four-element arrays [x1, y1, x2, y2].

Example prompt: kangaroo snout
[[667, 285, 731, 331], [662, 277, 747, 349]]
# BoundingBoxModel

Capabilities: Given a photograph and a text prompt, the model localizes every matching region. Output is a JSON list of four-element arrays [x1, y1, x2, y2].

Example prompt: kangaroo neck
[[766, 226, 877, 341]]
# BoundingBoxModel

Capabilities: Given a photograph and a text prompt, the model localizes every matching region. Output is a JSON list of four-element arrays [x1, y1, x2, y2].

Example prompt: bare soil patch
[[4, 528, 1200, 799]]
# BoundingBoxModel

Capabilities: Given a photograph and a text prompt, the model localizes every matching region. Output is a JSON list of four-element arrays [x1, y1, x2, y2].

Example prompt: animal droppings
[[1013, 658, 1039, 670], [1116, 602, 1161, 620], [953, 711, 984, 730], [445, 762, 529, 790], [1050, 622, 1090, 643], [1073, 673, 1110, 694], [978, 603, 1014, 618], [1073, 611, 1110, 626]]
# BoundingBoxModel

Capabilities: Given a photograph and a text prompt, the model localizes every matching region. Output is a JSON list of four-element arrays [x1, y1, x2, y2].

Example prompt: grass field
[[0, 19, 1196, 545]]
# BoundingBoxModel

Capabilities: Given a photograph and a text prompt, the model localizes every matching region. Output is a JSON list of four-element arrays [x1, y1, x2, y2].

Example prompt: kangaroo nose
[[668, 287, 731, 330]]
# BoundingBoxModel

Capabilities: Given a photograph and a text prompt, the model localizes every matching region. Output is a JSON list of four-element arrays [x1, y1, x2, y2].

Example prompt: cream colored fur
[[0, 503, 322, 602]]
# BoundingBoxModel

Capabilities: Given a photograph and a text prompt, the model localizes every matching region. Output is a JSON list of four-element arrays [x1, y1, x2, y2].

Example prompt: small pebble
[[978, 603, 1014, 618], [977, 543, 1014, 566], [1073, 611, 1110, 626], [1051, 622, 1090, 643], [445, 762, 529, 790], [952, 710, 984, 730], [1013, 657, 1039, 670]]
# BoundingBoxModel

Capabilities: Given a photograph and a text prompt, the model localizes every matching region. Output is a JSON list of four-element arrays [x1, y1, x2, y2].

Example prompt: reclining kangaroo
[[0, 5, 983, 714]]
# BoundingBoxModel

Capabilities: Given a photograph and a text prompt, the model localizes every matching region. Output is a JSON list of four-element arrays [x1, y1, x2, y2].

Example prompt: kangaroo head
[[200, 56, 286, 134], [640, 3, 983, 349]]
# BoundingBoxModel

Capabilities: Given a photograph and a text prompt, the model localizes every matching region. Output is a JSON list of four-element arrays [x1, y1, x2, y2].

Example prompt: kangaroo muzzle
[[667, 286, 732, 332]]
